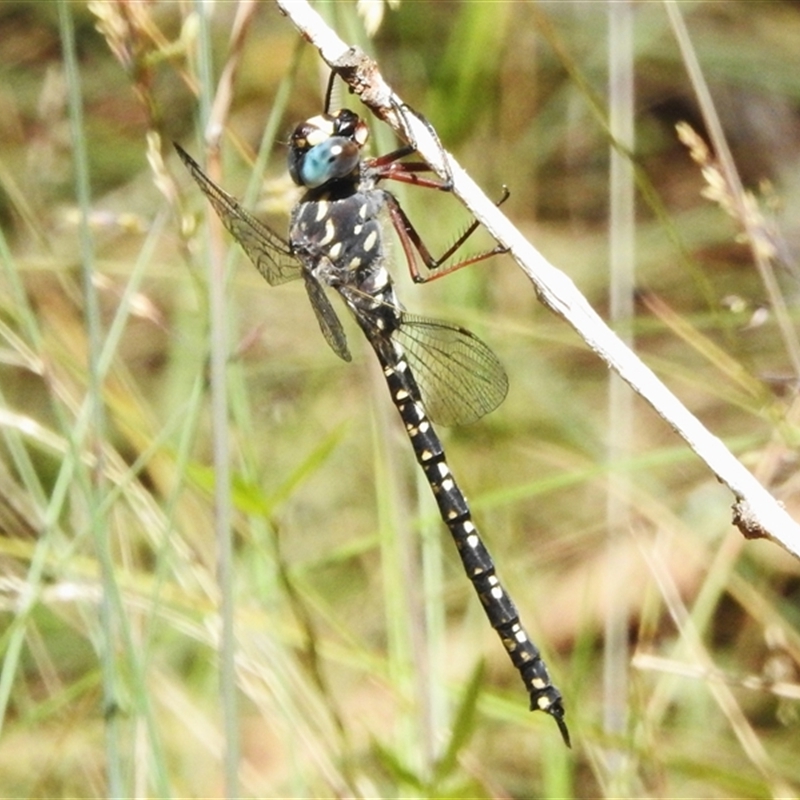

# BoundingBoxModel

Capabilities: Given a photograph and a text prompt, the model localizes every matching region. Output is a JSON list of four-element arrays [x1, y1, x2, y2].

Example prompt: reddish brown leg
[[383, 185, 509, 283]]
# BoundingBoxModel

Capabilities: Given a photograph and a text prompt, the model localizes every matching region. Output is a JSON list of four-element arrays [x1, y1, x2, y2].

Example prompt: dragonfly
[[175, 77, 569, 746]]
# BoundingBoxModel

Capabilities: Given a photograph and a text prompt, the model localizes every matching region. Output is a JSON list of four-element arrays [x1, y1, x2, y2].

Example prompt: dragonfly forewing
[[174, 143, 301, 287]]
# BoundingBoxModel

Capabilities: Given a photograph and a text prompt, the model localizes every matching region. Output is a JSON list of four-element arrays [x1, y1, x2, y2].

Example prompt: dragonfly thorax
[[290, 187, 387, 282]]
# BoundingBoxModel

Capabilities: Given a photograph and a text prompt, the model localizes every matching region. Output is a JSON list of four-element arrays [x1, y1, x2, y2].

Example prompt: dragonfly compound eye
[[289, 137, 360, 188]]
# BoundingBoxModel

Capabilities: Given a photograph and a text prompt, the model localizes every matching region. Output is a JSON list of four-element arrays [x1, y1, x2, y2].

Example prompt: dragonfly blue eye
[[292, 137, 360, 188]]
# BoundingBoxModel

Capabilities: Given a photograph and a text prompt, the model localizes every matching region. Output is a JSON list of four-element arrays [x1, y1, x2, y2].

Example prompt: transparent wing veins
[[303, 272, 352, 362], [174, 143, 301, 287], [392, 313, 508, 427]]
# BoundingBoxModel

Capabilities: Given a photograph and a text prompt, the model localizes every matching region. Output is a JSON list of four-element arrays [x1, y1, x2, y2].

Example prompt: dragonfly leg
[[384, 187, 510, 284]]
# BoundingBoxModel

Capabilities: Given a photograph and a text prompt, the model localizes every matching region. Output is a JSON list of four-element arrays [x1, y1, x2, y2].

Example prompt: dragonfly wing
[[303, 272, 352, 362], [174, 143, 301, 286], [392, 313, 508, 426]]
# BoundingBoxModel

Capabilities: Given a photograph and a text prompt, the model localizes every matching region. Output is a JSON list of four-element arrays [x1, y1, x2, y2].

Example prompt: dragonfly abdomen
[[377, 334, 569, 744]]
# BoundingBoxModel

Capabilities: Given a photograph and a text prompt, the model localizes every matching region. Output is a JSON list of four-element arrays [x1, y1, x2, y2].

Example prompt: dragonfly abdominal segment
[[175, 96, 569, 745]]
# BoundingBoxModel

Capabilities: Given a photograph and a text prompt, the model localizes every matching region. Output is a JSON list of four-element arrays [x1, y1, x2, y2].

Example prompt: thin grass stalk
[[605, 0, 636, 789], [417, 465, 447, 756], [0, 356, 101, 748], [99, 212, 173, 796], [193, 3, 239, 794], [0, 230, 50, 524], [664, 0, 800, 378], [371, 379, 434, 779], [0, 377, 48, 741], [641, 538, 795, 799], [58, 1, 124, 793], [224, 39, 301, 639], [242, 42, 304, 208], [0, 228, 44, 359]]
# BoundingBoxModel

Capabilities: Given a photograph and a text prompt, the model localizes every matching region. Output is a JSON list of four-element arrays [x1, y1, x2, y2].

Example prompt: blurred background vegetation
[[1, 0, 800, 797]]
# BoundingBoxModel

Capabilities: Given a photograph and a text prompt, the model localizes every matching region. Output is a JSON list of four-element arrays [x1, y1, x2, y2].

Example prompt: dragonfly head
[[288, 109, 369, 189]]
